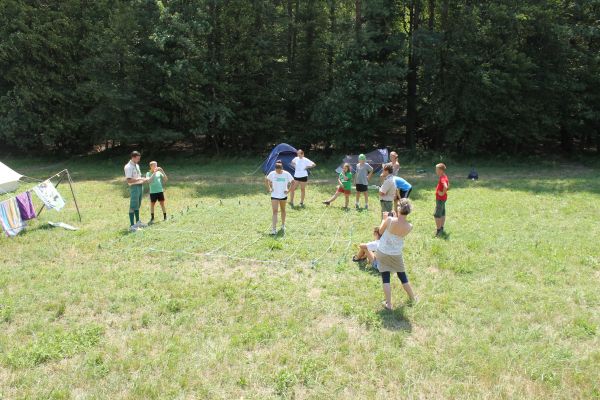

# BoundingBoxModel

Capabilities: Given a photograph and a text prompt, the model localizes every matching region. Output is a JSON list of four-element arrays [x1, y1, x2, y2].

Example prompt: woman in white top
[[389, 151, 400, 176], [265, 160, 294, 235], [288, 149, 316, 207], [376, 198, 417, 309]]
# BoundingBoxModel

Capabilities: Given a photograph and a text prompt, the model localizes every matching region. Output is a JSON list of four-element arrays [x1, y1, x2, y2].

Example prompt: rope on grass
[[309, 218, 344, 267], [281, 206, 329, 264], [336, 224, 354, 265], [147, 247, 288, 266]]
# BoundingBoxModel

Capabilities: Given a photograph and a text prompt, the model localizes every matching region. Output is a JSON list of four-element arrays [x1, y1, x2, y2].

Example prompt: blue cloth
[[393, 177, 412, 191]]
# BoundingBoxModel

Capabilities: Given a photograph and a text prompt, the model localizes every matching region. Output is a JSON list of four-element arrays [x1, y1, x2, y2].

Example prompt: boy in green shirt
[[322, 163, 353, 209], [146, 161, 168, 224]]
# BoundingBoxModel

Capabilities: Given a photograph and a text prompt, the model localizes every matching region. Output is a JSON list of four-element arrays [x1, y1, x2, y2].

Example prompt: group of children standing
[[265, 149, 450, 238]]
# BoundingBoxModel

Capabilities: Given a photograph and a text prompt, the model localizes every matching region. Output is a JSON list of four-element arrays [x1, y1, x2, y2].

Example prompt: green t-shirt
[[146, 171, 164, 194], [339, 171, 353, 191]]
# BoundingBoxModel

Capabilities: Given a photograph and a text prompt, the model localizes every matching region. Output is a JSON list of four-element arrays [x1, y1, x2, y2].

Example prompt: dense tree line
[[0, 0, 598, 155]]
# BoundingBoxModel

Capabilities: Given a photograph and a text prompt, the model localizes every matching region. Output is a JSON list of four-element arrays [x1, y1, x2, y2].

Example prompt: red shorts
[[337, 187, 351, 195]]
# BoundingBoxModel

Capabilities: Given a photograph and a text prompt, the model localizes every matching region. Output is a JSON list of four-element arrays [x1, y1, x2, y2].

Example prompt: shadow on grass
[[377, 307, 413, 332]]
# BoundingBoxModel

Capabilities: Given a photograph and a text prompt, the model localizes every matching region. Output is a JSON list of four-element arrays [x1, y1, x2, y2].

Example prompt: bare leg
[[326, 191, 341, 203], [344, 194, 349, 208], [300, 182, 307, 204], [402, 283, 416, 302], [150, 202, 156, 215], [363, 191, 369, 207], [159, 200, 166, 214], [382, 283, 392, 309], [441, 216, 446, 230], [289, 181, 298, 205], [365, 250, 375, 264], [355, 191, 360, 206], [435, 217, 443, 230], [280, 200, 287, 226], [271, 200, 279, 230], [356, 244, 368, 259]]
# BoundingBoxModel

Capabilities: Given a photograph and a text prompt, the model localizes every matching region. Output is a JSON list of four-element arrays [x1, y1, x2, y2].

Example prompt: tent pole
[[65, 169, 82, 222]]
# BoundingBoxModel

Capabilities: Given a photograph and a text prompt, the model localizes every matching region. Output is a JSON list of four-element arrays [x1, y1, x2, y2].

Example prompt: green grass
[[1, 156, 599, 399]]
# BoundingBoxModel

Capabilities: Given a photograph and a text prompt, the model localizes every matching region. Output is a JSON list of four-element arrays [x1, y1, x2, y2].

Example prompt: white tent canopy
[[0, 161, 23, 194]]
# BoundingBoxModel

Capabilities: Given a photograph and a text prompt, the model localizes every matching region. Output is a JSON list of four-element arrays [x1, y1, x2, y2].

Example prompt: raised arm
[[158, 167, 168, 182], [378, 217, 391, 235]]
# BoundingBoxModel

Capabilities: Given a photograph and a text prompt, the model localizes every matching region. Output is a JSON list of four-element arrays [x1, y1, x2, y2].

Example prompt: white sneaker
[[270, 228, 277, 235], [129, 225, 138, 233], [137, 221, 148, 228], [280, 225, 286, 232]]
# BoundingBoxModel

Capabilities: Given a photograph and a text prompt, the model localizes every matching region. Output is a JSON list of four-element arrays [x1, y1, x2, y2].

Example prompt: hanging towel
[[33, 180, 65, 211], [15, 191, 36, 220], [0, 198, 24, 237]]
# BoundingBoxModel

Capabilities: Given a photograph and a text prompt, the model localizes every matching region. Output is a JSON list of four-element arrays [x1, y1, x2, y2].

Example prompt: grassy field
[[0, 155, 599, 399]]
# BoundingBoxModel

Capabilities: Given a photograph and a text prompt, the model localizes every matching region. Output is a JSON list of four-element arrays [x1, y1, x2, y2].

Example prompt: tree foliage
[[0, 0, 598, 155]]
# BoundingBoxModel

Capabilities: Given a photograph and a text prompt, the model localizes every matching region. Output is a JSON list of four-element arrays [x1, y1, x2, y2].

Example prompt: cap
[[358, 154, 366, 161]]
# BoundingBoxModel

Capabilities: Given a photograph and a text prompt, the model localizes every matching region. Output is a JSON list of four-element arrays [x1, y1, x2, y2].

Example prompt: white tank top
[[378, 221, 405, 255]]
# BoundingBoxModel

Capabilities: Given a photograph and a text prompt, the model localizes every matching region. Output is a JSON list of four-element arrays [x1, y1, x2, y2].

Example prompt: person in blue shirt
[[393, 176, 412, 212]]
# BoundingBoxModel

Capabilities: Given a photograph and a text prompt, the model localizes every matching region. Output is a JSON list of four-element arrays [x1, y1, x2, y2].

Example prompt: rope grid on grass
[[100, 194, 365, 268]]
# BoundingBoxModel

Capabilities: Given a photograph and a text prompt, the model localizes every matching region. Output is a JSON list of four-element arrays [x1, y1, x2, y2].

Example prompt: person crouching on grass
[[354, 154, 373, 209], [434, 163, 449, 237], [146, 161, 168, 224], [352, 226, 381, 269], [323, 163, 353, 209], [265, 160, 294, 235], [393, 175, 412, 212], [378, 163, 396, 218]]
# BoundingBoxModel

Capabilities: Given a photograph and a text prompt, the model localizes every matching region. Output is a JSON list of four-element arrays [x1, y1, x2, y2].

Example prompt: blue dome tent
[[262, 143, 298, 175]]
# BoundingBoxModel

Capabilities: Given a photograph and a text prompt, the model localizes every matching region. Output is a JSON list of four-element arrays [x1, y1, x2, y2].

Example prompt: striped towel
[[0, 198, 25, 237]]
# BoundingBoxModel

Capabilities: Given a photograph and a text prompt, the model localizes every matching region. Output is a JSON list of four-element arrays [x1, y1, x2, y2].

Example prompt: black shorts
[[149, 192, 165, 202], [294, 176, 308, 182], [271, 197, 287, 201], [399, 188, 412, 199], [356, 184, 368, 192]]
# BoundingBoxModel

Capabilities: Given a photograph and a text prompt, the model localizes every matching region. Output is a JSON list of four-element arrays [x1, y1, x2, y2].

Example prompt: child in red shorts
[[323, 163, 353, 209]]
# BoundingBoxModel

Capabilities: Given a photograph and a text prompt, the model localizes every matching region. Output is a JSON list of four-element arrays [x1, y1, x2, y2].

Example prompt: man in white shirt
[[265, 161, 294, 234], [379, 163, 396, 217], [124, 151, 150, 231], [289, 149, 316, 208]]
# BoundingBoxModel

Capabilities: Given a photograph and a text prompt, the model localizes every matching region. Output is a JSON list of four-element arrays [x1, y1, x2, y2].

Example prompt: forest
[[0, 0, 598, 155]]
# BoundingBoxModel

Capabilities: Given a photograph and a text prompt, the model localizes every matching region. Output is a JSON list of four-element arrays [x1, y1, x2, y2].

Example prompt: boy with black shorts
[[434, 163, 449, 236], [146, 161, 168, 224], [354, 154, 373, 209]]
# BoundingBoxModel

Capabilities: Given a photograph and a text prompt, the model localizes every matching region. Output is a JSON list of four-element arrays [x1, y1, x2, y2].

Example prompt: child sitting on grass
[[323, 163, 353, 209], [352, 226, 381, 269]]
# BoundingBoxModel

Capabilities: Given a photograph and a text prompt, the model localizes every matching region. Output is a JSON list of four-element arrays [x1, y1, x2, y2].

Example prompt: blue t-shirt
[[394, 176, 412, 191]]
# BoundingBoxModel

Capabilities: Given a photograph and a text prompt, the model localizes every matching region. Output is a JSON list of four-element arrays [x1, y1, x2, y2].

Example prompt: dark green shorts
[[380, 200, 393, 213], [129, 184, 143, 211], [434, 199, 446, 218]]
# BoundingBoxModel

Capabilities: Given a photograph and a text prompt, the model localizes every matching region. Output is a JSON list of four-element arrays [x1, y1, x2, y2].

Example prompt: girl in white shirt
[[265, 160, 294, 235], [288, 149, 316, 207]]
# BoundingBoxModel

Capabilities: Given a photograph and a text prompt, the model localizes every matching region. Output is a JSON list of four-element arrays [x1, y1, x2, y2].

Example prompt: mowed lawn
[[0, 156, 599, 399]]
